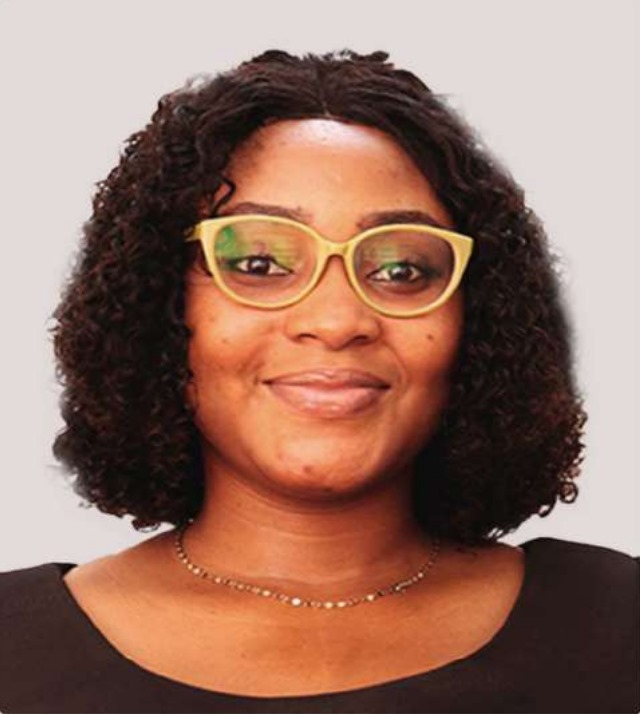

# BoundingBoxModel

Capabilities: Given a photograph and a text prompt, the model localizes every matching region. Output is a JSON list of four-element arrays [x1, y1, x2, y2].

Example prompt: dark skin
[[64, 120, 524, 697]]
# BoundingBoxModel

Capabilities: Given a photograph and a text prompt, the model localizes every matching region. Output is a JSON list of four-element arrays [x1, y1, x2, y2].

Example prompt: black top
[[0, 537, 638, 714]]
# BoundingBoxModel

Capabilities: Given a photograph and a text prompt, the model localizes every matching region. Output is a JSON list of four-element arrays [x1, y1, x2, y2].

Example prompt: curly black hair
[[52, 49, 586, 545]]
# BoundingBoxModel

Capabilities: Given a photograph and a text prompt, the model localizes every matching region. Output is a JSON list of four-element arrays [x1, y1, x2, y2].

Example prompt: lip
[[263, 369, 391, 389], [265, 382, 388, 418]]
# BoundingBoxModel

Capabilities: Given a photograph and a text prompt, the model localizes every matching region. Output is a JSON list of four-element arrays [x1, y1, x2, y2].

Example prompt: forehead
[[221, 119, 452, 230]]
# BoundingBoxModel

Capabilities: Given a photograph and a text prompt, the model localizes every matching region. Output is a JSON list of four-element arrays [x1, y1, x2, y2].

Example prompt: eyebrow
[[218, 202, 313, 222], [357, 210, 446, 230], [218, 202, 447, 230]]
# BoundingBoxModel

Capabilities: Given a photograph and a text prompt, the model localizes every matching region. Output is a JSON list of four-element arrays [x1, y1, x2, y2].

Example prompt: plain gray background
[[1, 0, 638, 570]]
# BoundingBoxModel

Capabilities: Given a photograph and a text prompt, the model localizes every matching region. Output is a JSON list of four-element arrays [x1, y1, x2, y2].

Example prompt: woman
[[0, 50, 637, 713]]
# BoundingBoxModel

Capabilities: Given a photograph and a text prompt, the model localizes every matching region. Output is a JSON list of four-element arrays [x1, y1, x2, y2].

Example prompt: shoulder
[[0, 562, 78, 645], [0, 562, 76, 613], [518, 537, 638, 663], [519, 536, 638, 608], [0, 563, 79, 706], [520, 536, 638, 585], [505, 538, 639, 711]]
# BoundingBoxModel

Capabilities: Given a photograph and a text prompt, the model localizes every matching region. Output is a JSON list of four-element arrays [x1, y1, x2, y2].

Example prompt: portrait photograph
[[0, 1, 638, 712]]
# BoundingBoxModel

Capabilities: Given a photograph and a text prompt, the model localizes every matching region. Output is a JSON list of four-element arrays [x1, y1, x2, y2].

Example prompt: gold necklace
[[174, 523, 441, 610]]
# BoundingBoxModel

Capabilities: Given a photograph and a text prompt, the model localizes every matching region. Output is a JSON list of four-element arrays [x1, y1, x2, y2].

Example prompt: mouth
[[263, 368, 390, 389], [263, 381, 389, 419], [262, 369, 391, 419]]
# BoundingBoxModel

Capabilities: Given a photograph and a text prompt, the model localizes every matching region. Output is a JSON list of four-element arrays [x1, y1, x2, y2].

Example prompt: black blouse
[[1, 537, 638, 713]]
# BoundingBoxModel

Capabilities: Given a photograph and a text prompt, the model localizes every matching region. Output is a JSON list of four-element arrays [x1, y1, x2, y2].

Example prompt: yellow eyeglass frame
[[186, 214, 474, 318]]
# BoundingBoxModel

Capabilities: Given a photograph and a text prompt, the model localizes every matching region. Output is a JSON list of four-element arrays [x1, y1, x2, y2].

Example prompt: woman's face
[[185, 119, 463, 500]]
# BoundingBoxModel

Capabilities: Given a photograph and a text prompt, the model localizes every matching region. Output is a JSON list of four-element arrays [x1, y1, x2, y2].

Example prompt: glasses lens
[[213, 219, 316, 304], [353, 228, 454, 313]]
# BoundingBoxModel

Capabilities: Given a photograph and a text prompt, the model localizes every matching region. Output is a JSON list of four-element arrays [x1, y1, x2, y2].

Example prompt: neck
[[182, 456, 436, 599]]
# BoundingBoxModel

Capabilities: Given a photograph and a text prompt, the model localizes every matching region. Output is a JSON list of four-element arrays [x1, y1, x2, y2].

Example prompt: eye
[[367, 261, 432, 284], [226, 254, 293, 277]]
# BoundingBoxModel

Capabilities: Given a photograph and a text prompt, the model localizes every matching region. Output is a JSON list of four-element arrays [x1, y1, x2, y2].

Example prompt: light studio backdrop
[[0, 0, 637, 570]]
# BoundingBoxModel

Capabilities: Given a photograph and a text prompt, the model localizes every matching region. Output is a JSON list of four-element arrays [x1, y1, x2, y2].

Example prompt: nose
[[282, 256, 382, 349]]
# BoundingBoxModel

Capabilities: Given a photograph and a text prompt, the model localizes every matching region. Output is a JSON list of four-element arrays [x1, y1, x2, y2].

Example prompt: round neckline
[[50, 539, 540, 702]]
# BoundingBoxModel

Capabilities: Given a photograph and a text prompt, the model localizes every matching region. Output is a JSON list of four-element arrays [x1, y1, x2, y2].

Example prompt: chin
[[257, 451, 393, 501]]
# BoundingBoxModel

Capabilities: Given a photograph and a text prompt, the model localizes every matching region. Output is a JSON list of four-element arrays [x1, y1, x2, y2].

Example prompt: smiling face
[[185, 119, 464, 501]]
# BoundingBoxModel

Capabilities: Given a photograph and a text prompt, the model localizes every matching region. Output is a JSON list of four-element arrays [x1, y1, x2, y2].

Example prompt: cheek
[[401, 299, 464, 383], [183, 288, 267, 406]]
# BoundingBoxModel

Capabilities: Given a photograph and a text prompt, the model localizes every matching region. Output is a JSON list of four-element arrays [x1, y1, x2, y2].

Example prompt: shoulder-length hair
[[52, 50, 585, 545]]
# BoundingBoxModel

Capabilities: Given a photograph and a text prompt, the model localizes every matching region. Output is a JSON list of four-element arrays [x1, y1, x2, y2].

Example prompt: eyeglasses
[[185, 214, 474, 318]]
